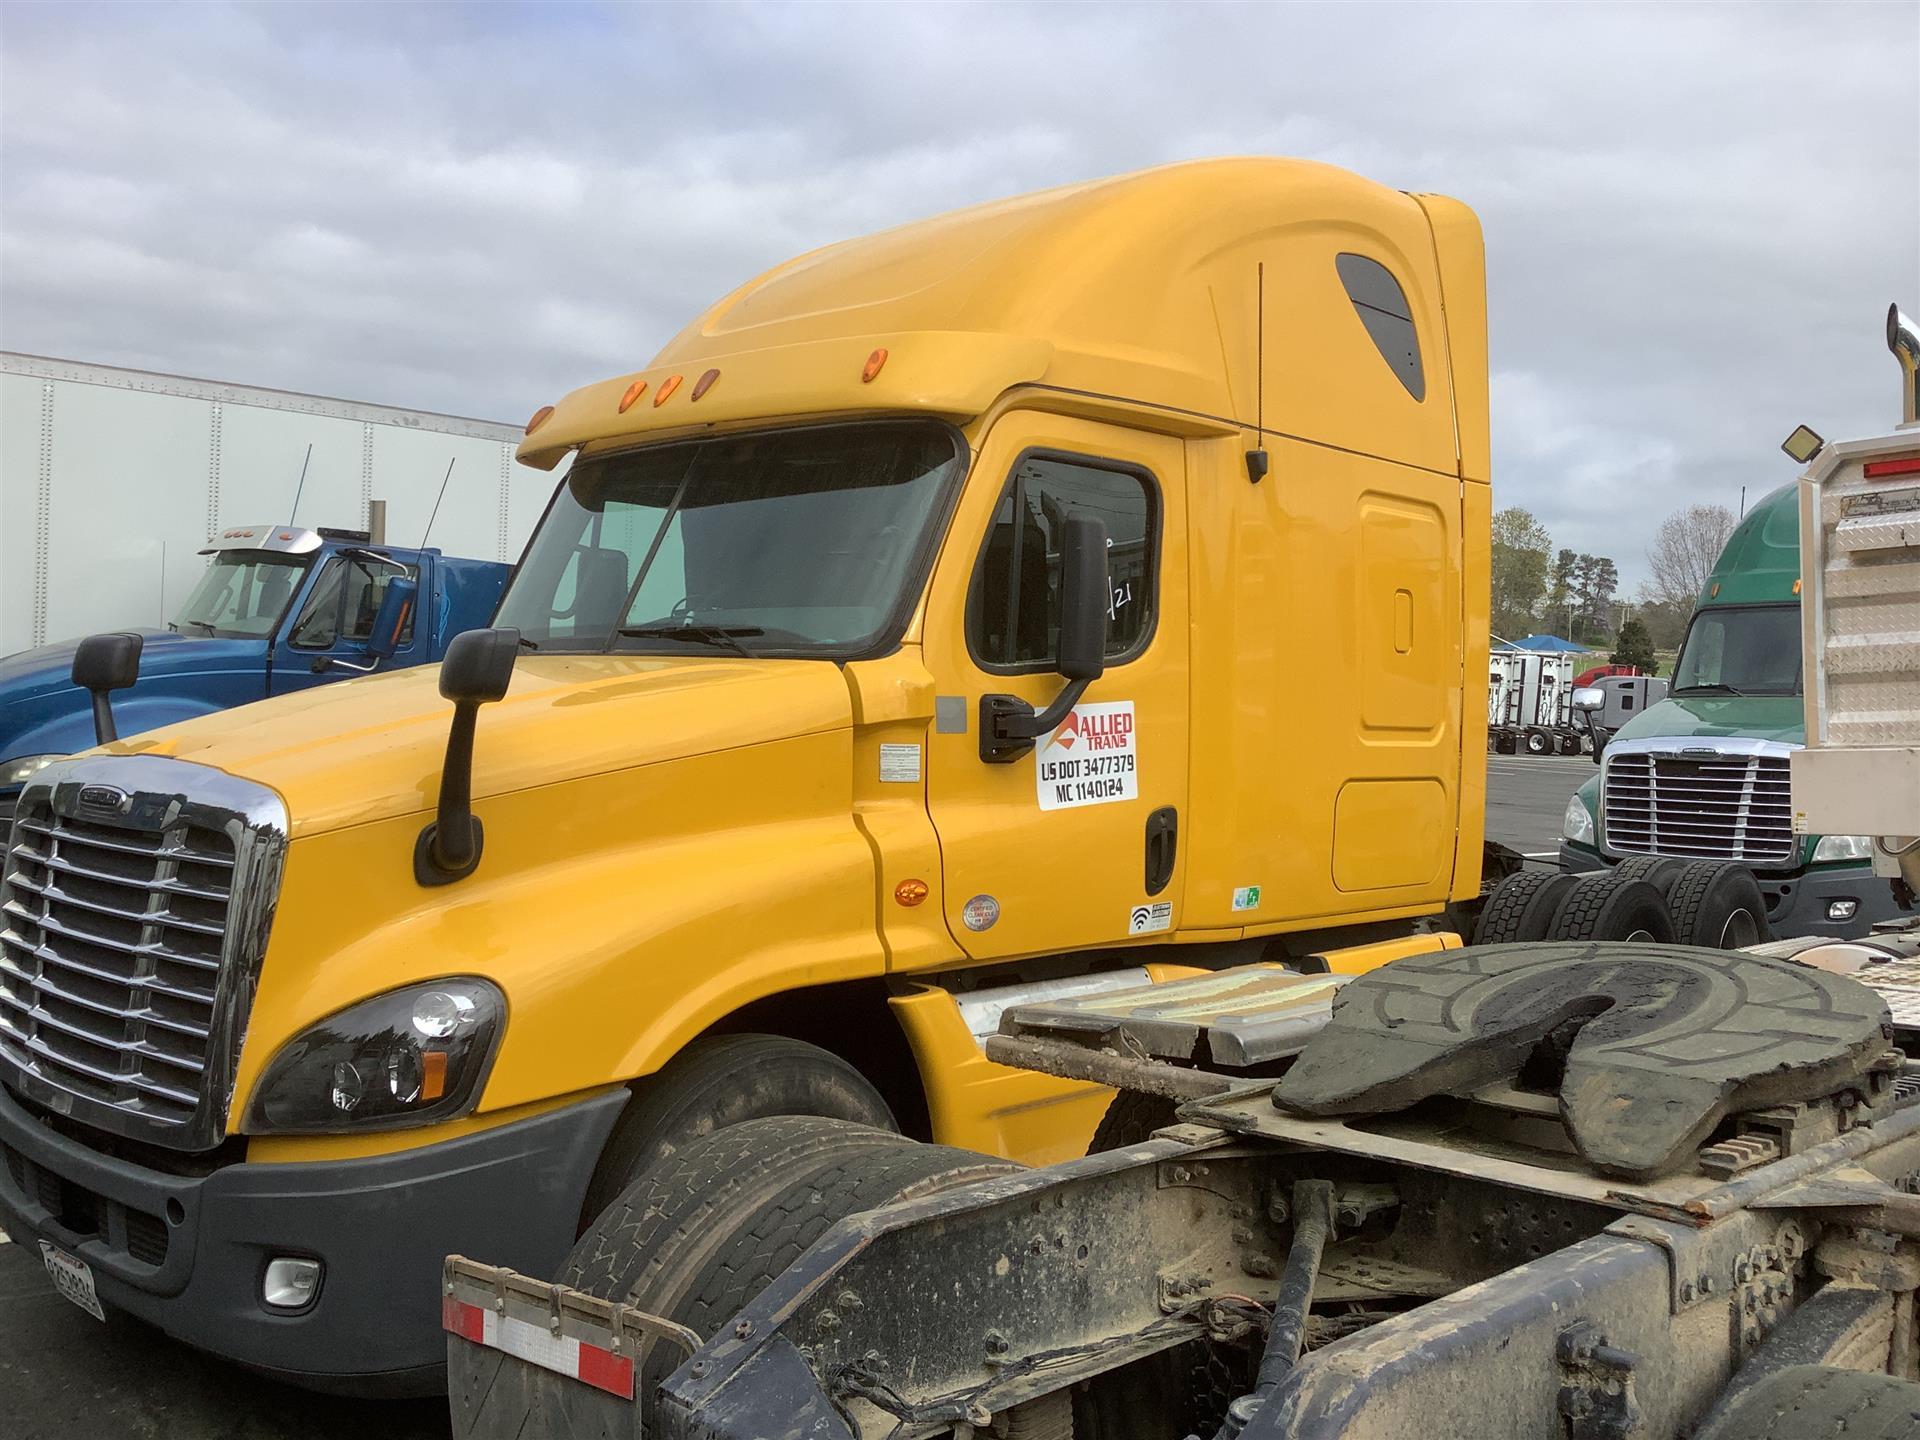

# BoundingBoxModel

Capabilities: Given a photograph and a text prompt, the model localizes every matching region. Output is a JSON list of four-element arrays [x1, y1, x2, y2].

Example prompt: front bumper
[[0, 1081, 626, 1395], [1557, 844, 1908, 939]]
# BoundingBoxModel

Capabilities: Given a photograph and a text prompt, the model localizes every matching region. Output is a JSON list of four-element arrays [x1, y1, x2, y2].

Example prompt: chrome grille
[[0, 756, 286, 1151], [0, 805, 232, 1123], [1601, 740, 1795, 863]]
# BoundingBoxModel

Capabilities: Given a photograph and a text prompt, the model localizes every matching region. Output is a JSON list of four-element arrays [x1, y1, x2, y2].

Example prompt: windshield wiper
[[1675, 681, 1746, 696], [618, 623, 762, 658], [517, 635, 540, 651], [178, 619, 217, 636]]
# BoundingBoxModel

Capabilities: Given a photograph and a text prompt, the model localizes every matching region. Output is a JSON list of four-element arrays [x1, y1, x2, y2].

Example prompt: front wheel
[[578, 1033, 897, 1226]]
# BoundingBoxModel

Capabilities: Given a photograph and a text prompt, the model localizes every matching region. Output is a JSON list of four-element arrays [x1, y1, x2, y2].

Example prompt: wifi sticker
[[1127, 902, 1172, 936]]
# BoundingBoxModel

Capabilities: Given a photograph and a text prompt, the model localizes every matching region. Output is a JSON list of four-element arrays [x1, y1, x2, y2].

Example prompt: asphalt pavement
[[0, 752, 1594, 1438]]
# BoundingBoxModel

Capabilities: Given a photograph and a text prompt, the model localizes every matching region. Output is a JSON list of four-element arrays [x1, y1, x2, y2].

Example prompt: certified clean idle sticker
[[1128, 902, 1173, 935], [878, 743, 922, 783], [1036, 701, 1137, 811], [962, 894, 1001, 931]]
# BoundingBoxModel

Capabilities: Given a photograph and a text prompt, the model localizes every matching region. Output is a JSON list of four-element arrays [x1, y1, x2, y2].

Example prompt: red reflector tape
[[1863, 456, 1920, 479], [442, 1295, 636, 1399]]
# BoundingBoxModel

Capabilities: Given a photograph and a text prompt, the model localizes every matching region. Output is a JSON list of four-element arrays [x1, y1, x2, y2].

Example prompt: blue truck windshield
[[498, 421, 964, 657], [171, 551, 311, 639], [1671, 603, 1801, 696]]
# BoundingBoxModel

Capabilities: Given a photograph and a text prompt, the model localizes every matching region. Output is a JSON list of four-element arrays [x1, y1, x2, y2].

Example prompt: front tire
[[579, 1033, 897, 1227]]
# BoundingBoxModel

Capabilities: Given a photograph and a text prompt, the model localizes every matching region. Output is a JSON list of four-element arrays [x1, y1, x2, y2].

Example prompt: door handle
[[1145, 806, 1178, 897]]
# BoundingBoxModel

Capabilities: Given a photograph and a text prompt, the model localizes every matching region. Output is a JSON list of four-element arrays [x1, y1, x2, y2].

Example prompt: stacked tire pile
[[1475, 858, 1770, 948]]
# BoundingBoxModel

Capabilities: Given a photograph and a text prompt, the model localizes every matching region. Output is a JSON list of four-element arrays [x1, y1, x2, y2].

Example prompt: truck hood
[[0, 631, 269, 755], [1609, 693, 1805, 747], [110, 655, 856, 838]]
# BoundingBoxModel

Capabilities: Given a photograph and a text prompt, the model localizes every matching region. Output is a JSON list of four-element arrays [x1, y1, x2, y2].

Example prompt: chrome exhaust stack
[[1892, 302, 1920, 428]]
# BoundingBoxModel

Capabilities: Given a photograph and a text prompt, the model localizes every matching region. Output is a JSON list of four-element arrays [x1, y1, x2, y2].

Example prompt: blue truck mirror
[[365, 577, 418, 661]]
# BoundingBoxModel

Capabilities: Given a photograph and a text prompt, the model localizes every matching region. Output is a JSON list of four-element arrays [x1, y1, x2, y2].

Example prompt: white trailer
[[0, 352, 560, 654], [1487, 646, 1585, 754]]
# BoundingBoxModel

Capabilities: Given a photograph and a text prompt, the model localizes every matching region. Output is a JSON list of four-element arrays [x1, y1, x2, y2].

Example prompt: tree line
[[1491, 502, 1739, 666]]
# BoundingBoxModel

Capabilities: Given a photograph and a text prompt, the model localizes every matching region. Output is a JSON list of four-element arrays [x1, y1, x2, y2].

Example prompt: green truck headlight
[[245, 978, 504, 1133], [1562, 794, 1595, 846]]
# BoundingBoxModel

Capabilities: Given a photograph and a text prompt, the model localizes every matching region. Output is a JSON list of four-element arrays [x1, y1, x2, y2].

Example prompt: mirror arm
[[89, 692, 119, 746], [414, 703, 485, 885], [317, 655, 381, 674], [979, 676, 1094, 764]]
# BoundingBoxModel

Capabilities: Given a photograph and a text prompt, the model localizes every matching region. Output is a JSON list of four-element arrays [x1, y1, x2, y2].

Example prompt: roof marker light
[[1792, 578, 1803, 595], [653, 375, 683, 407], [618, 380, 647, 413], [691, 368, 720, 401], [525, 405, 555, 435], [862, 348, 888, 383]]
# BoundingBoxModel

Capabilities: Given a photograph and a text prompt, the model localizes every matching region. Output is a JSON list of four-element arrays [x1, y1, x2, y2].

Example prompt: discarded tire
[[1611, 855, 1689, 898], [1546, 872, 1676, 943], [1666, 861, 1770, 948], [1474, 871, 1581, 945], [1695, 1363, 1920, 1440], [1090, 1088, 1179, 1153]]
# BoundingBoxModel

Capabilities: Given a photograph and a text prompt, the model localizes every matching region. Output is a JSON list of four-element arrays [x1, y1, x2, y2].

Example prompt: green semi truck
[[1559, 481, 1902, 936]]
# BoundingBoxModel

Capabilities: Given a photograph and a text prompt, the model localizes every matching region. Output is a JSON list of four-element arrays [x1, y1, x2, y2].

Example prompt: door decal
[[1036, 700, 1138, 810]]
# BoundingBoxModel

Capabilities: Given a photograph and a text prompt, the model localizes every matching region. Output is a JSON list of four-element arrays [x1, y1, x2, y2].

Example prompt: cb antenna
[[287, 443, 314, 526], [420, 457, 456, 550]]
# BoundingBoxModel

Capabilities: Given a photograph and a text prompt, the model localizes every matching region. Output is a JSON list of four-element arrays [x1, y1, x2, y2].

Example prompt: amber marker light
[[653, 374, 683, 406], [862, 348, 888, 383], [618, 379, 648, 413], [691, 368, 721, 401], [1792, 578, 1803, 595], [894, 878, 929, 907], [525, 404, 555, 435], [420, 1050, 449, 1102]]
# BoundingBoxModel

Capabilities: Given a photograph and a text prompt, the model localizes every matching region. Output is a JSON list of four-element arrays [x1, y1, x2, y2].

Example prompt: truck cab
[[0, 524, 509, 823], [1560, 482, 1902, 935], [0, 158, 1490, 1394]]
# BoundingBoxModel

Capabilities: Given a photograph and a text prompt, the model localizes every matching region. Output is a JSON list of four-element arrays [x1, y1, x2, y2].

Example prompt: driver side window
[[288, 558, 419, 649], [967, 453, 1158, 672]]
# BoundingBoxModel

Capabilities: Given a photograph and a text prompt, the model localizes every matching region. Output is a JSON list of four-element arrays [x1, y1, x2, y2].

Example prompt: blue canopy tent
[[1513, 634, 1590, 653]]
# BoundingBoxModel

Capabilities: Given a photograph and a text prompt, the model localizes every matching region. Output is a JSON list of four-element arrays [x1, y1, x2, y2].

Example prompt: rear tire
[[1474, 871, 1580, 945], [1666, 862, 1770, 948], [1546, 873, 1676, 942], [1089, 1089, 1179, 1152], [579, 1033, 897, 1227], [562, 1115, 1018, 1426], [1525, 729, 1550, 755]]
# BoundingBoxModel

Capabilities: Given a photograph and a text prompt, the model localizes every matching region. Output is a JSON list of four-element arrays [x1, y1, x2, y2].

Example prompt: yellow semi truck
[[0, 157, 1490, 1392]]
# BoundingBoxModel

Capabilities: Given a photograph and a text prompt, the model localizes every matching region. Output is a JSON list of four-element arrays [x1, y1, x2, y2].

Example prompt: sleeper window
[[969, 454, 1156, 670]]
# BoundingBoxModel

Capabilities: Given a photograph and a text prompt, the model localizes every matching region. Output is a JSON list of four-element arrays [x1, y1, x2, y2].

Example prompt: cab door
[[922, 412, 1189, 960], [269, 552, 422, 693]]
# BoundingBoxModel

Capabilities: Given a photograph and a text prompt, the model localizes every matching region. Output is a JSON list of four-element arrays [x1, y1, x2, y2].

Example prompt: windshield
[[497, 420, 964, 656], [1671, 603, 1801, 696], [172, 551, 311, 638]]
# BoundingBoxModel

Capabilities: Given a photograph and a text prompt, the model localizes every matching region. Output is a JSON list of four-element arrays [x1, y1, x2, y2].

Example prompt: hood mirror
[[72, 632, 143, 745], [1572, 686, 1605, 711], [415, 627, 519, 886]]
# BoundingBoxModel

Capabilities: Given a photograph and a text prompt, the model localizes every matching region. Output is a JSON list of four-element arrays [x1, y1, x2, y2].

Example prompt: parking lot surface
[[0, 753, 1590, 1438]]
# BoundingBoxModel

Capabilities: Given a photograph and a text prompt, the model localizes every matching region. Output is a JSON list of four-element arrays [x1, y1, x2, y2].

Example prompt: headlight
[[244, 978, 504, 1133], [1, 754, 62, 788], [1562, 794, 1595, 845], [1812, 834, 1874, 864]]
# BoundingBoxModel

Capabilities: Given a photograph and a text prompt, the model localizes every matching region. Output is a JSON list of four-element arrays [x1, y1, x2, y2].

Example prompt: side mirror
[[1571, 686, 1605, 712], [979, 516, 1110, 763], [1055, 515, 1111, 684], [415, 628, 519, 886], [364, 577, 418, 661], [72, 633, 143, 745]]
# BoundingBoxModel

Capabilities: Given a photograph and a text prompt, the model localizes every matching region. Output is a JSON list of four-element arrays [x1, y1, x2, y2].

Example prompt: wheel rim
[[1625, 928, 1656, 942], [1719, 910, 1760, 948]]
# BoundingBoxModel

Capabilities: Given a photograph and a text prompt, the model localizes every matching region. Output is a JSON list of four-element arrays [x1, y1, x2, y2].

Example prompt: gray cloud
[[3, 0, 1915, 587]]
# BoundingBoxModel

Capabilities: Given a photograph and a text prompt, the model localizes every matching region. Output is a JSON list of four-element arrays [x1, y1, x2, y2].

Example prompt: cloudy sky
[[2, 1, 1915, 589]]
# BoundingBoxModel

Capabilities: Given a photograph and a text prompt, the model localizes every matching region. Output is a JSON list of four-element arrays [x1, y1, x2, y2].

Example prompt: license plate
[[39, 1241, 105, 1322]]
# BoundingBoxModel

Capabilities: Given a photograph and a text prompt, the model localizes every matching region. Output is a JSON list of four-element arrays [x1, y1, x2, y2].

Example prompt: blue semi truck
[[0, 523, 510, 824]]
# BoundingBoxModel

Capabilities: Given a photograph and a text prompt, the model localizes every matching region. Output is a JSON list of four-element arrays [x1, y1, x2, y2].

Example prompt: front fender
[[232, 730, 883, 1126], [4, 694, 235, 766]]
